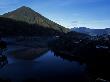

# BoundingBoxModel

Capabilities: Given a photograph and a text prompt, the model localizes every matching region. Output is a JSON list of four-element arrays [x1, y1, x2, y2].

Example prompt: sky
[[0, 0, 110, 29]]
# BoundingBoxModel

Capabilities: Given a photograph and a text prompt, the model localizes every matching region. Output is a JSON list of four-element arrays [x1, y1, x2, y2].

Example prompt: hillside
[[0, 17, 62, 36], [2, 6, 69, 33]]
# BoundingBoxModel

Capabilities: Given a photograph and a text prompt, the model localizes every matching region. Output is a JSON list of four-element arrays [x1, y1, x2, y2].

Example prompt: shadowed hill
[[2, 6, 69, 33], [0, 17, 63, 36]]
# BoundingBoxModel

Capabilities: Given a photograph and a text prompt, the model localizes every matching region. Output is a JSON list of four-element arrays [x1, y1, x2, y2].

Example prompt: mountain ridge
[[71, 27, 110, 36], [2, 6, 69, 33]]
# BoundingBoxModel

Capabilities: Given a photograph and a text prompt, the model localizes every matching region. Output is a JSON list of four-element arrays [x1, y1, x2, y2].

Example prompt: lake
[[0, 46, 88, 82]]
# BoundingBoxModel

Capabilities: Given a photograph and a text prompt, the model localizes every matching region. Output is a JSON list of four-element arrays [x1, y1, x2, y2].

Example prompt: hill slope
[[0, 17, 62, 36], [2, 6, 69, 33]]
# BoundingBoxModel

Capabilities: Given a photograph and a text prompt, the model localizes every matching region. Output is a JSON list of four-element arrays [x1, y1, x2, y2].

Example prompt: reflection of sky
[[0, 0, 110, 29]]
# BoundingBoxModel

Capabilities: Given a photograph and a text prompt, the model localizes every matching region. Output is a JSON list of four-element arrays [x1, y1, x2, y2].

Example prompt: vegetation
[[49, 31, 110, 61], [0, 17, 64, 36], [49, 31, 89, 54]]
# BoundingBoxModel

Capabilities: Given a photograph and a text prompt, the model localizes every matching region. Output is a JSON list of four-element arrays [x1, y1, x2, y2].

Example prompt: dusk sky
[[0, 0, 110, 29]]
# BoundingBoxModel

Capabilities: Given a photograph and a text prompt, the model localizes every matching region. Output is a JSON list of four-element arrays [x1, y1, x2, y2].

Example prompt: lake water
[[0, 47, 88, 82]]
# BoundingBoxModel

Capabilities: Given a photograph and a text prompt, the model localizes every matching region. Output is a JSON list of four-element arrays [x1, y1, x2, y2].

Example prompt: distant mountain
[[2, 6, 69, 33], [71, 27, 110, 36]]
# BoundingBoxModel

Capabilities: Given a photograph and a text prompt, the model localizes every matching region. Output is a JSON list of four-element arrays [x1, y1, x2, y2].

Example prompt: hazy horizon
[[0, 0, 110, 29]]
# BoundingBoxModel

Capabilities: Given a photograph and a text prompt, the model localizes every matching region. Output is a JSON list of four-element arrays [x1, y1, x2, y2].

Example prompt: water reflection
[[0, 50, 88, 82], [1, 48, 110, 82], [53, 50, 110, 82], [0, 55, 8, 68], [53, 50, 85, 64]]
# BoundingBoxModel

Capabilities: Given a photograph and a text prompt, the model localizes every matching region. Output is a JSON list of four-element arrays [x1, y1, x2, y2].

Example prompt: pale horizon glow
[[0, 0, 110, 29]]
